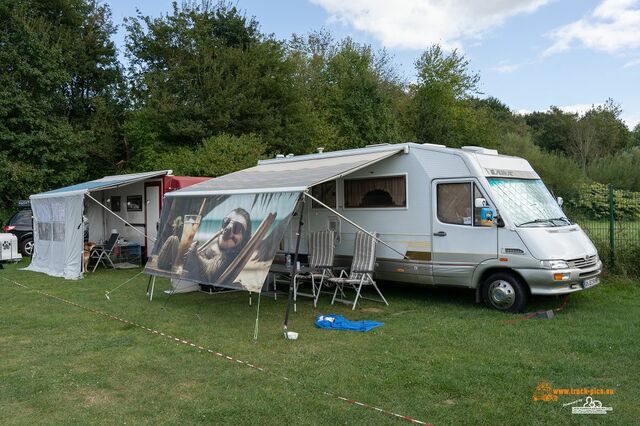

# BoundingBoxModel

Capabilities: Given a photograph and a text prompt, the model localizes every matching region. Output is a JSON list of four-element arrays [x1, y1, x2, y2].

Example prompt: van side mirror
[[474, 197, 487, 208], [556, 197, 563, 207]]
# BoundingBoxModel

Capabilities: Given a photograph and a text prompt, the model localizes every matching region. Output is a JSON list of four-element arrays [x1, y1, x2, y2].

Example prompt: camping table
[[113, 242, 142, 267], [268, 263, 314, 301]]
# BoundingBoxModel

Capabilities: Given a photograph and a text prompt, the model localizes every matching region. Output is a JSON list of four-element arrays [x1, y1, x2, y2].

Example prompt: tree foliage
[[124, 1, 316, 166], [2, 0, 640, 223], [0, 0, 121, 219], [288, 32, 404, 150]]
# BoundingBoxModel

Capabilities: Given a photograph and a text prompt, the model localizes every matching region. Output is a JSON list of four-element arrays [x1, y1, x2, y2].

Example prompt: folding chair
[[91, 233, 119, 272], [329, 231, 388, 310], [293, 230, 335, 312]]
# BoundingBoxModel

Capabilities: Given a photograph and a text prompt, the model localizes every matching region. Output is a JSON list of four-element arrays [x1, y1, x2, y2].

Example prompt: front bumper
[[515, 260, 603, 295]]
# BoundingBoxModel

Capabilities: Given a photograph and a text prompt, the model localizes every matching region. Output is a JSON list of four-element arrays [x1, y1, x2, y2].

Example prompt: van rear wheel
[[482, 272, 528, 313]]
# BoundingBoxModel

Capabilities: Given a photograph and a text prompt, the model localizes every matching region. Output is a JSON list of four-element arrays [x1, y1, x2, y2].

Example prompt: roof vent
[[461, 146, 499, 155], [286, 153, 294, 158], [317, 147, 324, 154], [275, 154, 285, 158], [421, 143, 446, 148]]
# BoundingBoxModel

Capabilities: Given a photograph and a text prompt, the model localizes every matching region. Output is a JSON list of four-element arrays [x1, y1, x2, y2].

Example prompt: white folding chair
[[293, 230, 335, 312], [329, 231, 388, 310]]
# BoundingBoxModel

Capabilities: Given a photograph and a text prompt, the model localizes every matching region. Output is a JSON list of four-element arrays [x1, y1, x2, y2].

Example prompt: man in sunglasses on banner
[[183, 208, 252, 285]]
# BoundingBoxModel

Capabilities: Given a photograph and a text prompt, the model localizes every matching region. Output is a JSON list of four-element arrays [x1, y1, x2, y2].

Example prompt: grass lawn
[[1, 259, 639, 425]]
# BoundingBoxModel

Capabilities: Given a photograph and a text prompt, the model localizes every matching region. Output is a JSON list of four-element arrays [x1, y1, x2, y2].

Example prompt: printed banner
[[145, 192, 300, 293]]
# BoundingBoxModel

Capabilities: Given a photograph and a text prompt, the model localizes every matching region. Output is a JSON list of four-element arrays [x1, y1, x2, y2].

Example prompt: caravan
[[269, 143, 602, 312], [147, 142, 602, 313]]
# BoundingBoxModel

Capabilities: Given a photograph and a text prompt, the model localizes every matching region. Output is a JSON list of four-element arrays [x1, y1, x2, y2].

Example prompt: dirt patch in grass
[[83, 389, 115, 407], [361, 307, 385, 313]]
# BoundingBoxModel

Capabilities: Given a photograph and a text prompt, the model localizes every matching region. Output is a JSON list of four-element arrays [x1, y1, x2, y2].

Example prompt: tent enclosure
[[26, 171, 209, 280], [144, 145, 406, 295]]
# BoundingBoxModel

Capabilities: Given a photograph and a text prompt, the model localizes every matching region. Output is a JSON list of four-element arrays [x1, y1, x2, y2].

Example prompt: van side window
[[437, 183, 472, 225], [474, 185, 493, 227], [344, 176, 406, 208], [311, 181, 337, 208]]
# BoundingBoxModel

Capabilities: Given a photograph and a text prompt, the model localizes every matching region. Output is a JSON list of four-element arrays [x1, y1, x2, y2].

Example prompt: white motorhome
[[271, 143, 602, 312]]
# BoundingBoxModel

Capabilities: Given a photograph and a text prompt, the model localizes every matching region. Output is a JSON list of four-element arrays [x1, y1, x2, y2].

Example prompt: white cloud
[[310, 0, 552, 50], [624, 58, 640, 67], [545, 0, 640, 55], [557, 103, 603, 116], [490, 62, 521, 73], [622, 112, 640, 128]]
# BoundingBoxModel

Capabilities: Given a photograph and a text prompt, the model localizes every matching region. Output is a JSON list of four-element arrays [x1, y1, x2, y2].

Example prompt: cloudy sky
[[109, 0, 640, 129]]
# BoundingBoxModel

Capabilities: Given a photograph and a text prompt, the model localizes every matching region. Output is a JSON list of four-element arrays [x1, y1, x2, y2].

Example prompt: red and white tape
[[2, 277, 430, 425]]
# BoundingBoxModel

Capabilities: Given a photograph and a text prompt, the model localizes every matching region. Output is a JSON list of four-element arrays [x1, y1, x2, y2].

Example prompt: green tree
[[289, 32, 404, 150], [0, 0, 122, 219], [166, 133, 266, 177], [632, 123, 640, 148], [406, 45, 496, 147], [124, 1, 316, 168], [524, 107, 575, 154]]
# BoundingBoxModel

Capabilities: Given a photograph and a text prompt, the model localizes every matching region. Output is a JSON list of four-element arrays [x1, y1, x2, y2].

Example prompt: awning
[[30, 170, 172, 199], [167, 146, 404, 196]]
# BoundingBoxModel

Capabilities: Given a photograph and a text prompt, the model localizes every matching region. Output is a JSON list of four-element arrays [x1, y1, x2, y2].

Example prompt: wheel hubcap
[[24, 241, 34, 256], [488, 280, 516, 308]]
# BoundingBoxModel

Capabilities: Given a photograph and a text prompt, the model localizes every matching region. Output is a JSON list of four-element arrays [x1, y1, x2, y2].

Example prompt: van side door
[[431, 179, 498, 286]]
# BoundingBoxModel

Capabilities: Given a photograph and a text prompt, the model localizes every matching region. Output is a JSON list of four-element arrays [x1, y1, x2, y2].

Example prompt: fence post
[[608, 183, 615, 269]]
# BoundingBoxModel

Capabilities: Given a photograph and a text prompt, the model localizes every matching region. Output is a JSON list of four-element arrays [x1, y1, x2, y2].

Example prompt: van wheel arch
[[478, 268, 530, 313]]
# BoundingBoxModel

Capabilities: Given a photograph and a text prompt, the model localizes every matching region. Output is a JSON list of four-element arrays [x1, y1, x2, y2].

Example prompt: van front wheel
[[482, 272, 528, 313]]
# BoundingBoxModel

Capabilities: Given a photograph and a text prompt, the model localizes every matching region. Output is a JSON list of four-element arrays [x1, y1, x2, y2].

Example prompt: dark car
[[3, 209, 34, 256]]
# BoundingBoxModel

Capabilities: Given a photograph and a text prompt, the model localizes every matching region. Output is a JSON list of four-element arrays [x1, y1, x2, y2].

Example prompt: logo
[[532, 381, 558, 402], [571, 396, 613, 415], [532, 381, 615, 415], [485, 168, 515, 177]]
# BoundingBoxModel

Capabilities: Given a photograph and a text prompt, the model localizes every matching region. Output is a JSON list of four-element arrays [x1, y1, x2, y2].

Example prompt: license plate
[[582, 277, 599, 289]]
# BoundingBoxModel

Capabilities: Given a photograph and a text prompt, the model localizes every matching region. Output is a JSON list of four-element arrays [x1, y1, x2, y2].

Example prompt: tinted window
[[11, 210, 32, 226], [344, 176, 406, 208]]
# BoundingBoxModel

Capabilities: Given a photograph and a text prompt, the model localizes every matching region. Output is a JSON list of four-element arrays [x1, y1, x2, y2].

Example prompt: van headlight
[[541, 260, 569, 269]]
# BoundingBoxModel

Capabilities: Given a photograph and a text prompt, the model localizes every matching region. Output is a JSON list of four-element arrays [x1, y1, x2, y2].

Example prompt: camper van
[[272, 143, 602, 312]]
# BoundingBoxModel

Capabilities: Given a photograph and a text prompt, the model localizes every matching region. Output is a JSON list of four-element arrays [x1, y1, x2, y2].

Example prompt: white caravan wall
[[102, 181, 147, 246], [145, 183, 161, 249]]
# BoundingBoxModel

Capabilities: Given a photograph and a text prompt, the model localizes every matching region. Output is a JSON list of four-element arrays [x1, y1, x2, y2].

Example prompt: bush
[[588, 149, 640, 192], [566, 183, 640, 221]]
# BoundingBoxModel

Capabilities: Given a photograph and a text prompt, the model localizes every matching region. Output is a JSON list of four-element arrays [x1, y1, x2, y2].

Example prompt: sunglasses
[[221, 217, 245, 234]]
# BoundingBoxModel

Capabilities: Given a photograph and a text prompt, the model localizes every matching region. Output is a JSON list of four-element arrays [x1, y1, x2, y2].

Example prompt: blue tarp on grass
[[315, 314, 383, 332]]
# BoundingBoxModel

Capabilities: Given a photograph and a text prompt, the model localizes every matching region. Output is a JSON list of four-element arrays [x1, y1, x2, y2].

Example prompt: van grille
[[567, 255, 598, 270]]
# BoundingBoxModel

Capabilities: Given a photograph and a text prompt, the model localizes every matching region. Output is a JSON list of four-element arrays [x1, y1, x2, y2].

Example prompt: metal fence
[[565, 183, 640, 275]]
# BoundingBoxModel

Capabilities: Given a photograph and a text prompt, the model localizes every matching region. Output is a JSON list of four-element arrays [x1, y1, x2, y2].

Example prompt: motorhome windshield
[[487, 178, 570, 227]]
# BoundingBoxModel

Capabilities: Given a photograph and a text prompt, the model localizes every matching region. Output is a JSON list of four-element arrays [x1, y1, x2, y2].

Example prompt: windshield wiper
[[517, 218, 555, 227], [517, 217, 572, 227], [547, 216, 572, 225]]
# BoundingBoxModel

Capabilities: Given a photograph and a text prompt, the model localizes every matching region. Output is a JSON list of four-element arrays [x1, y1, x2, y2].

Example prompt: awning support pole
[[283, 195, 305, 337], [303, 192, 409, 260]]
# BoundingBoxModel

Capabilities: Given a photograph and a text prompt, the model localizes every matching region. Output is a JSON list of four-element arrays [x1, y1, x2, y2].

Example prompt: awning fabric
[[145, 146, 403, 293], [31, 170, 171, 199], [166, 147, 403, 196], [25, 171, 170, 279]]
